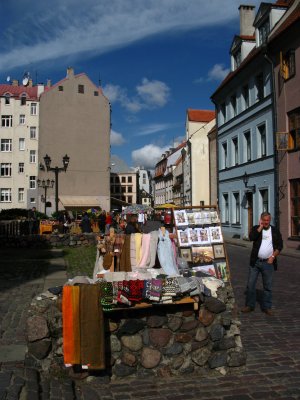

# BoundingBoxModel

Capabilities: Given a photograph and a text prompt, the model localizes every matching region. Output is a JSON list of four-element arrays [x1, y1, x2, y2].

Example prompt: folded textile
[[149, 278, 163, 301], [143, 279, 151, 300], [201, 277, 224, 298], [128, 279, 144, 302], [162, 277, 180, 297]]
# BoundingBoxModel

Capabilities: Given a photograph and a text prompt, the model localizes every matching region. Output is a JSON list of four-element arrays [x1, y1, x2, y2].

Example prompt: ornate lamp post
[[243, 172, 256, 193], [43, 154, 70, 214], [37, 178, 55, 214]]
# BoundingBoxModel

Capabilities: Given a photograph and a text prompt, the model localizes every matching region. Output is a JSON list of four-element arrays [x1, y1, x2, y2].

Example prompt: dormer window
[[4, 93, 10, 105], [20, 94, 26, 105], [233, 49, 242, 69], [258, 18, 270, 45]]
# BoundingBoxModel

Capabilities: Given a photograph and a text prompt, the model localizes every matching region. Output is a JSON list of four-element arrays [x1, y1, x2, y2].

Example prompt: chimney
[[66, 67, 74, 78], [47, 79, 52, 88], [239, 5, 255, 36], [12, 79, 19, 86], [28, 79, 33, 87]]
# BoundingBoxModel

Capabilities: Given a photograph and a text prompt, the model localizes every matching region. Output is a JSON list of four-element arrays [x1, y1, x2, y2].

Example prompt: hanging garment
[[130, 234, 137, 268], [148, 230, 159, 268], [137, 233, 151, 268], [119, 234, 132, 272], [80, 284, 105, 369], [63, 285, 81, 365], [157, 229, 179, 276], [135, 233, 143, 265], [113, 234, 125, 272]]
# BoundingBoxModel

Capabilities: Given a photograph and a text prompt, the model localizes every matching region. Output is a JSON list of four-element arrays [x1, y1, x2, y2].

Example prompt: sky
[[0, 0, 270, 170]]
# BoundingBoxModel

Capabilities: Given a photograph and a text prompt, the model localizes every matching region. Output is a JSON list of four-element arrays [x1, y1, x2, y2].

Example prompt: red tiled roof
[[0, 84, 39, 100], [187, 109, 215, 122], [239, 35, 255, 40]]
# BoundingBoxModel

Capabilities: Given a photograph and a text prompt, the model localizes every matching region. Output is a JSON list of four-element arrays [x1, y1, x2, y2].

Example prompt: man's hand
[[257, 219, 264, 232], [267, 255, 275, 264]]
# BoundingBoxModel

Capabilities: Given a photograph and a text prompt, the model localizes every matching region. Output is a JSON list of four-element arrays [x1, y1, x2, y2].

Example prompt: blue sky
[[0, 0, 269, 169]]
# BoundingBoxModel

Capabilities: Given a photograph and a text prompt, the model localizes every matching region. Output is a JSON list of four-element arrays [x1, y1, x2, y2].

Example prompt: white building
[[0, 80, 44, 210]]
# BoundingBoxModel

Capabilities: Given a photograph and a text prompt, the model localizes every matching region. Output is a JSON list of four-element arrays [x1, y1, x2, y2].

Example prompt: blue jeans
[[245, 260, 274, 310]]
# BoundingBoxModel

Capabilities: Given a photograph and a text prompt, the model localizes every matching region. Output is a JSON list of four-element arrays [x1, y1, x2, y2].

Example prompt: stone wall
[[0, 233, 97, 248], [25, 284, 246, 381]]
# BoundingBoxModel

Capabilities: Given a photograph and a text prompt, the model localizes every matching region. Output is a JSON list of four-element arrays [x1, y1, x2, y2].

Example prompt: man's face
[[262, 215, 271, 229]]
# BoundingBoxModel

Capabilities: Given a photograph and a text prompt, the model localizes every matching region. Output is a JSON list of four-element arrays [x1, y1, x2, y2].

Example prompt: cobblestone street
[[0, 242, 299, 399]]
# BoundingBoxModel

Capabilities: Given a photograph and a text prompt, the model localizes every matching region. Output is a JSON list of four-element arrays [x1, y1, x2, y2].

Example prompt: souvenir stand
[[60, 206, 245, 379]]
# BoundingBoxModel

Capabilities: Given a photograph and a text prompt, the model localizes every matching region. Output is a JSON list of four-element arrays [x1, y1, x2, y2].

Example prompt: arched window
[[4, 93, 10, 105]]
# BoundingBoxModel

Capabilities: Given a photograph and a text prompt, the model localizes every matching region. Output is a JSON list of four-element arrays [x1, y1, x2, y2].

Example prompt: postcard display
[[173, 206, 229, 282]]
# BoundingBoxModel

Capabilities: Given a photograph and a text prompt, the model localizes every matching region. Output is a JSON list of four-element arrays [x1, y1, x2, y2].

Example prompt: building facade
[[0, 80, 44, 210], [110, 172, 138, 206], [38, 68, 111, 213], [211, 3, 288, 239], [207, 124, 218, 206]]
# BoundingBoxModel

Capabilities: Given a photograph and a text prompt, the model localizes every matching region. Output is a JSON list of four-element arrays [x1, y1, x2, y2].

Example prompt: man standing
[[28, 207, 38, 234], [242, 212, 283, 316]]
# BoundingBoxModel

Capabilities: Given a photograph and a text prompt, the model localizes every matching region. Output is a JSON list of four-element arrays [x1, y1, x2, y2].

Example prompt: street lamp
[[243, 172, 256, 193], [43, 154, 70, 214], [37, 179, 55, 214]]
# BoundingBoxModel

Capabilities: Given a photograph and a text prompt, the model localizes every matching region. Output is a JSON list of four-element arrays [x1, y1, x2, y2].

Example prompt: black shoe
[[241, 306, 254, 313]]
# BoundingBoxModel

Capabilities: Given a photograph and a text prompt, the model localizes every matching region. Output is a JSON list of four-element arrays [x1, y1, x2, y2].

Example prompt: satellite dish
[[22, 76, 29, 86], [6, 76, 11, 83]]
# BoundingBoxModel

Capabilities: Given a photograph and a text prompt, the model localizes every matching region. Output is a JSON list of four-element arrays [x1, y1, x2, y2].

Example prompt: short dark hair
[[261, 212, 271, 219]]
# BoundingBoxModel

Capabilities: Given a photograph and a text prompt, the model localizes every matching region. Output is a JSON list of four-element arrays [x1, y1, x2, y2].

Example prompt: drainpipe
[[263, 45, 279, 229]]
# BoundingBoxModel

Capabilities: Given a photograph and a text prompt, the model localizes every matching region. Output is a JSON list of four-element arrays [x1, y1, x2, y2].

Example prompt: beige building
[[0, 80, 44, 210], [38, 68, 111, 213], [207, 124, 218, 206], [110, 172, 138, 206], [185, 109, 215, 206]]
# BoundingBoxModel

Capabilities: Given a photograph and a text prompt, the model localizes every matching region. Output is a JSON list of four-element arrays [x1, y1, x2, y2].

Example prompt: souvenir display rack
[[172, 205, 230, 282]]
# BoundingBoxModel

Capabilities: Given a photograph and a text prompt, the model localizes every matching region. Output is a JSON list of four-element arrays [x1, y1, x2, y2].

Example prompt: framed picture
[[215, 261, 228, 282], [188, 228, 201, 245], [187, 212, 195, 225], [201, 211, 211, 225], [210, 211, 220, 224], [194, 212, 202, 225], [180, 247, 192, 262], [198, 227, 210, 245], [191, 245, 214, 264], [177, 229, 190, 246], [213, 244, 225, 259], [209, 226, 223, 243], [174, 210, 188, 226]]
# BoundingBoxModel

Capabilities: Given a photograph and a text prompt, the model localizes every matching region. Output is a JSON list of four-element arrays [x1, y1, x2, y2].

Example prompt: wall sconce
[[243, 172, 256, 193]]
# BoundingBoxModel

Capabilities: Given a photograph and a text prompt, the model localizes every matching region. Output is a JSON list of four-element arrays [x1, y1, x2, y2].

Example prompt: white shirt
[[258, 227, 273, 259]]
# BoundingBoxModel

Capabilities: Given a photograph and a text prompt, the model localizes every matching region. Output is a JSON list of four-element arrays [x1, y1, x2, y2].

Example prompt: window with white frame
[[30, 197, 35, 203], [1, 115, 13, 127], [1, 139, 12, 152], [29, 176, 36, 189], [258, 124, 267, 157], [19, 138, 25, 151], [232, 192, 240, 224], [18, 163, 24, 173], [29, 150, 36, 163], [222, 193, 229, 223], [0, 163, 12, 177], [243, 131, 251, 162], [30, 103, 37, 115], [258, 18, 270, 46], [232, 137, 239, 166], [0, 188, 12, 202], [260, 189, 269, 213], [19, 114, 25, 125], [21, 94, 27, 105], [30, 127, 37, 139], [221, 142, 228, 169], [18, 188, 25, 202]]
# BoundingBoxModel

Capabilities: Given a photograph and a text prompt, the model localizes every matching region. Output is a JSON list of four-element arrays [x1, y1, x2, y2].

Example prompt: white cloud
[[207, 64, 230, 81], [0, 0, 261, 72], [132, 144, 168, 169], [134, 123, 175, 136], [110, 129, 125, 146], [103, 78, 171, 113]]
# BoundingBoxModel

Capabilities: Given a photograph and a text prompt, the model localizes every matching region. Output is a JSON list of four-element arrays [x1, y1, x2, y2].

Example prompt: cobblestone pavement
[[0, 244, 299, 399]]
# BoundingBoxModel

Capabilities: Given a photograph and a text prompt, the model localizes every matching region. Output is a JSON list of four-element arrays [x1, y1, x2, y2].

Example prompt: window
[[128, 186, 133, 193], [222, 193, 229, 224], [244, 131, 251, 162], [281, 50, 296, 81], [19, 163, 24, 173], [255, 73, 264, 102], [21, 95, 26, 105], [115, 186, 120, 193], [288, 108, 300, 150], [0, 163, 12, 177], [221, 142, 228, 169], [18, 188, 25, 202], [232, 137, 238, 165], [78, 85, 84, 94], [30, 150, 36, 163], [242, 85, 249, 109], [233, 192, 240, 224], [127, 196, 132, 204], [29, 176, 36, 189], [19, 138, 25, 151], [94, 91, 99, 96], [30, 127, 37, 139], [110, 177, 114, 183], [258, 124, 266, 157], [290, 179, 300, 237], [121, 177, 126, 183], [5, 94, 10, 105], [259, 18, 270, 45], [58, 86, 64, 91], [143, 178, 146, 184], [19, 114, 25, 124], [231, 95, 237, 117], [30, 197, 35, 203], [1, 139, 12, 152], [121, 186, 126, 193], [220, 103, 226, 123], [233, 49, 241, 69], [1, 115, 13, 127], [128, 176, 132, 183], [0, 188, 12, 202], [260, 189, 269, 213], [30, 103, 37, 115]]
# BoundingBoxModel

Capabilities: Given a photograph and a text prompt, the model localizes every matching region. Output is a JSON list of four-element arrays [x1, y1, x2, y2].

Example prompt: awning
[[59, 196, 101, 207]]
